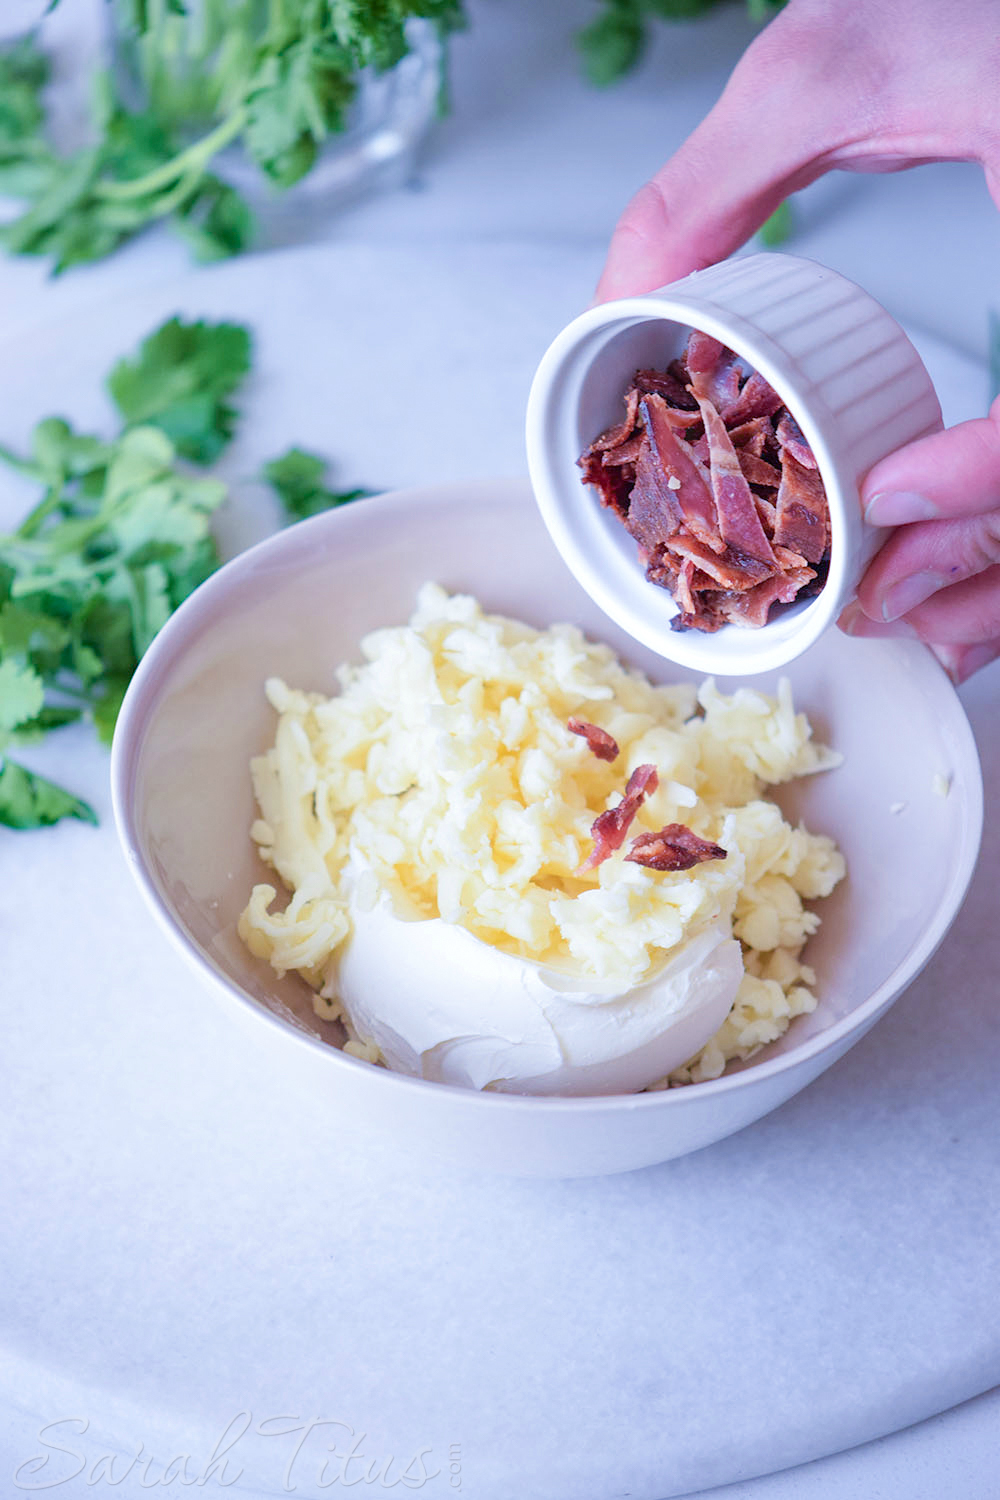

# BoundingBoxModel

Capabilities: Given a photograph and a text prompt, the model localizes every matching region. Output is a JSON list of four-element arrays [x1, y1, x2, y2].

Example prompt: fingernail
[[840, 607, 918, 640], [837, 600, 863, 634], [864, 491, 939, 526], [881, 571, 948, 622]]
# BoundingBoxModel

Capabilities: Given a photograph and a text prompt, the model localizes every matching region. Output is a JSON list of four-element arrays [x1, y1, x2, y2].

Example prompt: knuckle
[[968, 512, 1000, 572], [965, 413, 1000, 489], [613, 178, 712, 277], [924, 565, 1000, 648], [612, 182, 669, 255], [960, 596, 1000, 644], [966, 564, 1000, 643], [623, 180, 669, 233], [942, 513, 1000, 579]]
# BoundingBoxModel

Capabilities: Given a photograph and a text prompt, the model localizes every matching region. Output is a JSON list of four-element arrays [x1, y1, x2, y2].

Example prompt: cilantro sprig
[[0, 420, 227, 827], [0, 2, 466, 273], [108, 317, 252, 463], [0, 313, 369, 831], [0, 760, 97, 829], [262, 447, 370, 523], [0, 41, 256, 272]]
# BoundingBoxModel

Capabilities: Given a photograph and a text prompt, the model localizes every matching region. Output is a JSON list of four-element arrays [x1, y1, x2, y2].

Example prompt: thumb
[[595, 13, 841, 301], [594, 117, 795, 303], [594, 2, 918, 302]]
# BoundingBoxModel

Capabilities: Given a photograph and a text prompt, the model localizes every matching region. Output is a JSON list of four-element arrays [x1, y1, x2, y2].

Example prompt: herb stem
[[15, 486, 63, 540], [148, 164, 206, 219], [95, 105, 248, 202], [0, 442, 42, 479]]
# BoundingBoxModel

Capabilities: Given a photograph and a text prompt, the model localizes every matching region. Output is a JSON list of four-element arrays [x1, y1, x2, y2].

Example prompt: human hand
[[838, 395, 1000, 682], [595, 0, 1000, 679]]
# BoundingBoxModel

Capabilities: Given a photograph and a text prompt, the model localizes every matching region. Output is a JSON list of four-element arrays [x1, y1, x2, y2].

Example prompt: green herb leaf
[[243, 40, 356, 187], [170, 176, 254, 263], [262, 446, 369, 523], [107, 316, 252, 463], [10, 704, 83, 745], [0, 6, 464, 274], [577, 0, 784, 84], [0, 758, 97, 829], [0, 311, 368, 830], [0, 316, 244, 815], [745, 0, 785, 20], [758, 199, 793, 247], [989, 310, 1000, 403], [0, 659, 45, 733], [576, 1, 645, 87], [647, 0, 720, 19], [92, 675, 131, 745], [329, 0, 465, 71], [0, 32, 49, 151]]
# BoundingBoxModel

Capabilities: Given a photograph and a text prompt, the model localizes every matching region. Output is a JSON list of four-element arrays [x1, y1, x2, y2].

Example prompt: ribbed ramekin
[[526, 252, 943, 675]]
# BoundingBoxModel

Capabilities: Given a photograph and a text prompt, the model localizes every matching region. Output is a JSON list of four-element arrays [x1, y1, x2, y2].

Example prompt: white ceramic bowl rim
[[111, 487, 985, 1116], [528, 296, 848, 675], [525, 253, 942, 678]]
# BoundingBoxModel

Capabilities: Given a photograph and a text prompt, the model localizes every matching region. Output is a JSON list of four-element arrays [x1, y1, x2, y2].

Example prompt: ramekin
[[525, 252, 943, 676]]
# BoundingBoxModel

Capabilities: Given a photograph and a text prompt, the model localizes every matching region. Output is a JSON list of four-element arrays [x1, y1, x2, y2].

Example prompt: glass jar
[[107, 1, 443, 243]]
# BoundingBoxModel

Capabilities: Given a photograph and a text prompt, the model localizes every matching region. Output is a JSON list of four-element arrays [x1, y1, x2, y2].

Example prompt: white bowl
[[526, 253, 943, 676], [111, 479, 982, 1177]]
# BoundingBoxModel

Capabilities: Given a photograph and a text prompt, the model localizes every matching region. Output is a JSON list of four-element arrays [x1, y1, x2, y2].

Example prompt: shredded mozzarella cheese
[[238, 584, 845, 1085]]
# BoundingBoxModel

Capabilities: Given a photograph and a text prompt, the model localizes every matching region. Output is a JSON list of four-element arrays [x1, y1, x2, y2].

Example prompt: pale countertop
[[2, 3, 999, 1498]]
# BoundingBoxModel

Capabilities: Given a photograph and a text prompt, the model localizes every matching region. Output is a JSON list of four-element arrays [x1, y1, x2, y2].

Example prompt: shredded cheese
[[238, 584, 845, 1085]]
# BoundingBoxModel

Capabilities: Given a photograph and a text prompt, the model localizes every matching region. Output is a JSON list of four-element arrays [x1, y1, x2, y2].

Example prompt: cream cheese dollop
[[326, 863, 743, 1096]]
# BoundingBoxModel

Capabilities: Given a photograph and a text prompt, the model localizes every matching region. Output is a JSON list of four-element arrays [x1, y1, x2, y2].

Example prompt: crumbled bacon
[[578, 763, 659, 873], [640, 396, 720, 552], [696, 395, 778, 569], [722, 369, 785, 425], [688, 332, 742, 411], [567, 716, 619, 762], [632, 368, 697, 410], [776, 411, 818, 469], [774, 450, 828, 565], [625, 825, 727, 872], [578, 331, 829, 631]]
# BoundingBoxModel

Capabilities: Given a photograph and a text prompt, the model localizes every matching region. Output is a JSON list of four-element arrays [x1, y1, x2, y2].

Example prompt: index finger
[[594, 18, 842, 301], [595, 125, 799, 302]]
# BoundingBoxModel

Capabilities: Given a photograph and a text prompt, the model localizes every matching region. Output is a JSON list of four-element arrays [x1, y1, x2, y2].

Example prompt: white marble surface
[[2, 3, 999, 1498]]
